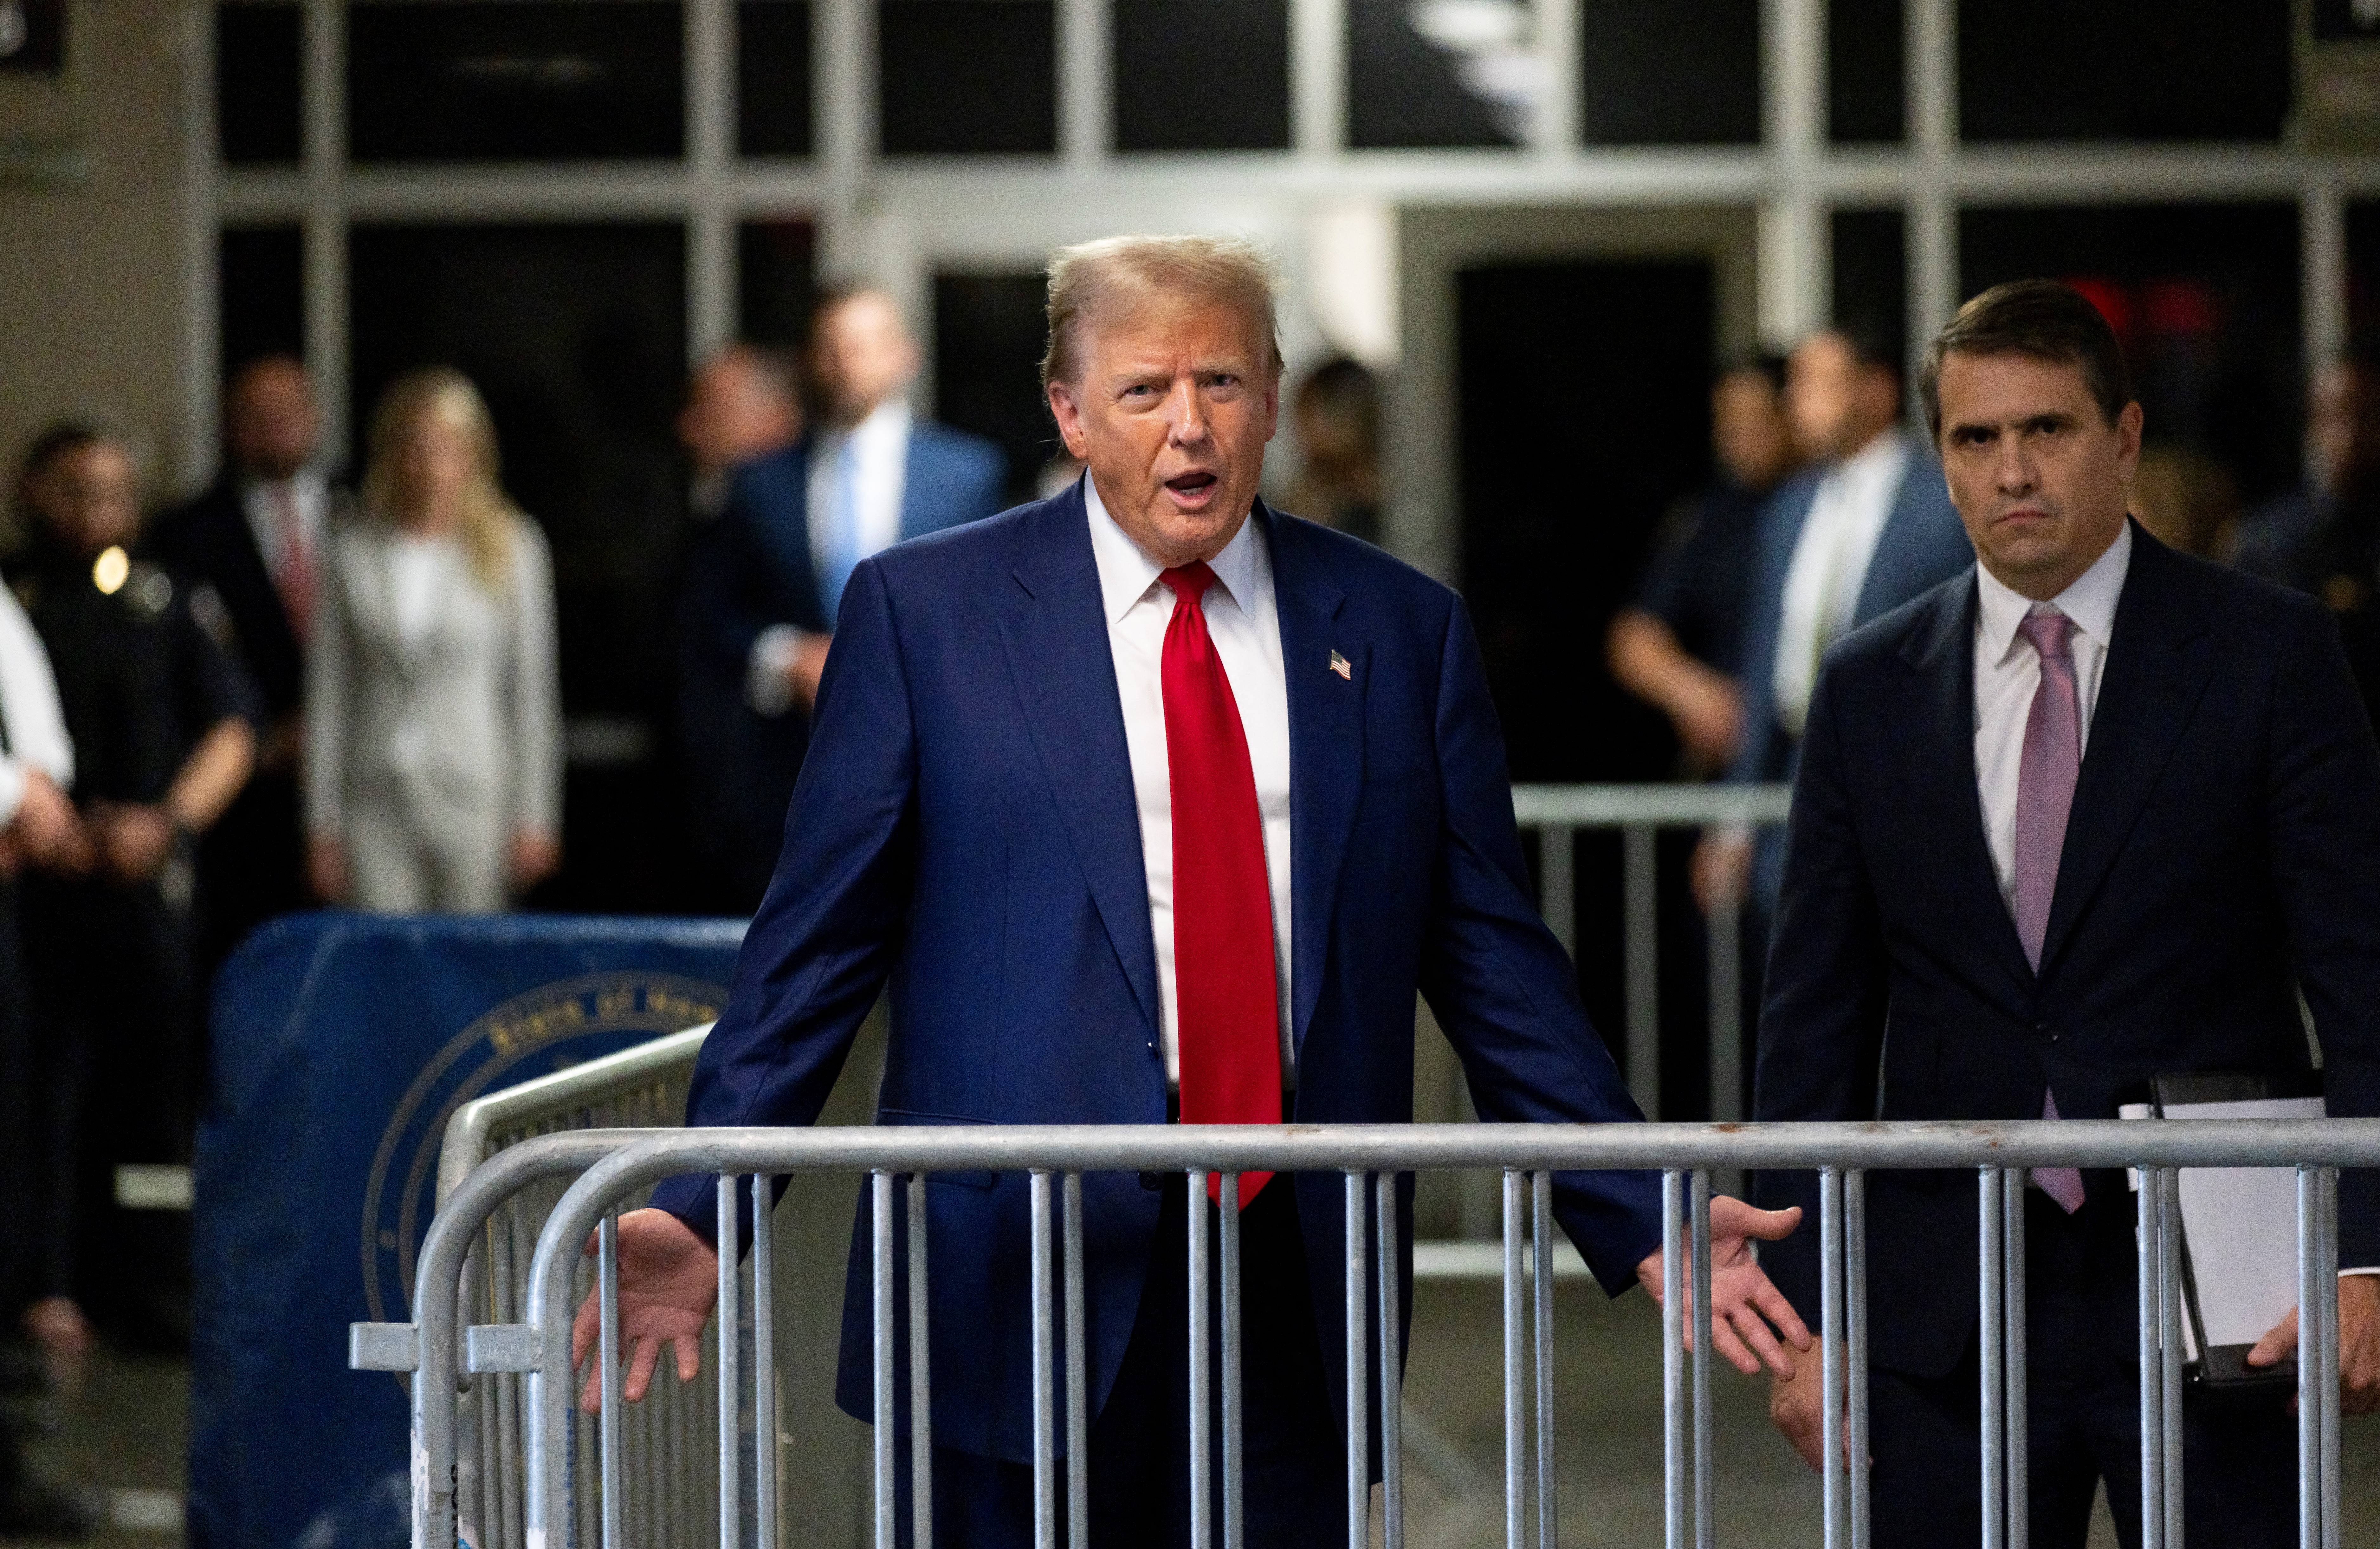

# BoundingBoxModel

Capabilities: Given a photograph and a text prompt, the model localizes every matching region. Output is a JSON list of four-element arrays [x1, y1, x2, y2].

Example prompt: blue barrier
[[188, 911, 743, 1549]]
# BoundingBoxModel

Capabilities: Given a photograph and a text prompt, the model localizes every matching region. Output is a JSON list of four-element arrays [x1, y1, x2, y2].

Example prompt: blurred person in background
[[1284, 355, 1382, 543], [8, 424, 258, 1356], [306, 368, 561, 914], [0, 486, 92, 1536], [672, 345, 804, 914], [150, 356, 346, 968], [2234, 354, 2380, 722], [2126, 443, 2239, 559], [1608, 354, 1799, 776], [1696, 323, 1971, 917], [696, 286, 1002, 909]]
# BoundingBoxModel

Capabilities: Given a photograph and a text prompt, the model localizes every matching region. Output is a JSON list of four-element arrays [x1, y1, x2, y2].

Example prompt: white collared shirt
[[1773, 428, 1913, 737], [807, 396, 913, 587], [0, 581, 74, 827], [749, 400, 918, 716], [242, 466, 330, 585], [1084, 475, 1296, 1087], [1972, 520, 2131, 914]]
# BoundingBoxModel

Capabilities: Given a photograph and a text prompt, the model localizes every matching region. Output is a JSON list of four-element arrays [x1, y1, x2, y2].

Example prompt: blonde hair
[[361, 367, 524, 589], [1040, 234, 1285, 389]]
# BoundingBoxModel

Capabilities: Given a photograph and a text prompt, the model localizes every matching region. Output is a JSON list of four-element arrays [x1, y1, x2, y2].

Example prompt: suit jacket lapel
[[995, 485, 1162, 1036], [2038, 525, 2216, 974], [1264, 506, 1361, 1052], [1899, 575, 2037, 998]]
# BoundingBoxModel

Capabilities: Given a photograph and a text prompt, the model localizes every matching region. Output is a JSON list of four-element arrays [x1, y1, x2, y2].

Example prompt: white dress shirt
[[1972, 519, 2130, 912], [242, 466, 329, 585], [1084, 476, 1296, 1087], [0, 581, 74, 827], [1773, 428, 1912, 736], [748, 399, 916, 715]]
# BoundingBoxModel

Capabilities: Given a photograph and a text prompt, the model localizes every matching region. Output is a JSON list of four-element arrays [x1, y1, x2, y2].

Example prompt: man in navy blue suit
[[1756, 282, 2380, 1546], [584, 236, 1808, 1546], [685, 288, 1006, 909], [1697, 323, 1974, 917]]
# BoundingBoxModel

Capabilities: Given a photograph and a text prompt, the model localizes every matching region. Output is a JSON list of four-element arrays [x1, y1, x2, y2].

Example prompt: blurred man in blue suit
[[687, 288, 1005, 909], [1698, 323, 1974, 917], [583, 235, 1809, 1547]]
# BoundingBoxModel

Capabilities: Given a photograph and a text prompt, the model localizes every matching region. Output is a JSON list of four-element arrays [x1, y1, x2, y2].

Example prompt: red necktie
[[272, 484, 316, 644], [1160, 563, 1282, 1204]]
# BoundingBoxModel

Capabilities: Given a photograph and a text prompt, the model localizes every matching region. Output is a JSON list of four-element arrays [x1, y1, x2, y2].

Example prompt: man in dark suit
[[587, 235, 1810, 1547], [1756, 280, 2380, 1547], [1698, 325, 1975, 917], [149, 355, 338, 958], [688, 288, 1006, 909]]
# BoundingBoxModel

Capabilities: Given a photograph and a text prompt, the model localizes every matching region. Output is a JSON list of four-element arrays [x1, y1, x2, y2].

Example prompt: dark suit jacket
[[149, 478, 313, 719], [677, 425, 1005, 906], [1754, 524, 2380, 1379], [650, 484, 1662, 1461]]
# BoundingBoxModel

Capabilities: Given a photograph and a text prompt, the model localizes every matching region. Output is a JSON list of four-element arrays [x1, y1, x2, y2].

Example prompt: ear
[[2113, 400, 2144, 484], [1260, 368, 1282, 443], [1047, 382, 1091, 460]]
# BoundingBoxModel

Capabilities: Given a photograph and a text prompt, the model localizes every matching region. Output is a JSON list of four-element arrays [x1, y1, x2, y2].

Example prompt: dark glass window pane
[[220, 225, 305, 378], [933, 272, 1046, 503], [348, 2, 686, 164], [1959, 2, 2288, 143], [737, 0, 812, 155], [737, 219, 817, 348], [1113, 0, 1288, 152], [1960, 204, 2300, 502], [0, 0, 64, 74], [217, 4, 303, 164], [879, 0, 1054, 156], [1832, 208, 1906, 366], [1827, 0, 1901, 144], [2316, 0, 2380, 39], [1578, 0, 1759, 146], [1348, 0, 1512, 149]]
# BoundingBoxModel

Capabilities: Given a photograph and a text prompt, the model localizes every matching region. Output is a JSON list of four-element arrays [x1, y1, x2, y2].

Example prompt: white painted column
[[817, 0, 876, 275], [1529, 0, 1579, 158], [688, 0, 735, 358], [1058, 0, 1109, 172], [2304, 168, 2349, 376], [1292, 0, 1346, 158], [178, 0, 220, 489], [1759, 0, 1827, 347], [1905, 0, 1956, 374], [303, 0, 349, 459]]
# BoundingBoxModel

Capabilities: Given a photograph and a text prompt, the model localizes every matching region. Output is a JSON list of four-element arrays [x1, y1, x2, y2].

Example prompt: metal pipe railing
[[1511, 783, 1792, 1124], [361, 1117, 2370, 1549]]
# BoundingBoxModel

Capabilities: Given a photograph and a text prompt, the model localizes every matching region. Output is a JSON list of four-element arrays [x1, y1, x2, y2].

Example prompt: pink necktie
[[2014, 610, 2086, 1214]]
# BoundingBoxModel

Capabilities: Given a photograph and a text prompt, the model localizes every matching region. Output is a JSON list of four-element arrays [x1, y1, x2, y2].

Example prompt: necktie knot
[[1162, 562, 1217, 609], [2017, 609, 2074, 666]]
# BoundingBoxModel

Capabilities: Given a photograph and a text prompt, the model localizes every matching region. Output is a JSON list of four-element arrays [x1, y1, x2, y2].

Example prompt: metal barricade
[[1512, 783, 1792, 1123], [433, 1024, 718, 1549], [360, 1118, 2370, 1549]]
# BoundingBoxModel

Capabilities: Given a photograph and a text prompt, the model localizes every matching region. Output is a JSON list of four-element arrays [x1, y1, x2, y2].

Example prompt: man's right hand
[[12, 772, 92, 875], [1768, 1337, 1854, 1472], [786, 635, 831, 710], [570, 1207, 720, 1411], [1692, 829, 1753, 917]]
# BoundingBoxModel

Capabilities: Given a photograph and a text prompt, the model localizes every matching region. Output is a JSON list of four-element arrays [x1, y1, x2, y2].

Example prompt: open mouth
[[1165, 471, 1220, 502]]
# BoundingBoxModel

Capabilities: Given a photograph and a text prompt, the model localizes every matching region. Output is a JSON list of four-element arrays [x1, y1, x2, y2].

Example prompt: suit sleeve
[[2265, 602, 2380, 1266], [1415, 596, 1664, 1296], [1729, 493, 1792, 787], [649, 555, 920, 1240], [1751, 662, 1889, 1319]]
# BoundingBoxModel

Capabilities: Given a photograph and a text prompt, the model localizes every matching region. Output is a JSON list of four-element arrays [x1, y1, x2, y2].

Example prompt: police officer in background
[[7, 424, 257, 1355]]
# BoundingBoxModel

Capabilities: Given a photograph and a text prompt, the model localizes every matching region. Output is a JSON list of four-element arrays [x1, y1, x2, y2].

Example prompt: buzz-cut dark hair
[[1920, 279, 2134, 441]]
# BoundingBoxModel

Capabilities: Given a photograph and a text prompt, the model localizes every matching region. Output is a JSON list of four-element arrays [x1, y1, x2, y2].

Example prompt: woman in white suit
[[307, 368, 562, 913]]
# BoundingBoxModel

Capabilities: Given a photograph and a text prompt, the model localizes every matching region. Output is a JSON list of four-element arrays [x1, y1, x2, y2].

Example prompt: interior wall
[[0, 0, 191, 530]]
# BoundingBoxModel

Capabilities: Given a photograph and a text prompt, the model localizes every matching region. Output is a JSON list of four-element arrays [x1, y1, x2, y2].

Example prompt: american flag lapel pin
[[1329, 650, 1352, 680]]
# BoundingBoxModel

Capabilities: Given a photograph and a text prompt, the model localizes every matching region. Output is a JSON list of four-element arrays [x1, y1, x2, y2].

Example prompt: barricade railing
[[432, 1024, 717, 1549], [356, 1118, 2371, 1549], [1511, 783, 1792, 1124]]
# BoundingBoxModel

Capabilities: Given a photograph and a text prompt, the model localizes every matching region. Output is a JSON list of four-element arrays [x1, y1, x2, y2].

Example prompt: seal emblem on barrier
[[360, 972, 724, 1327]]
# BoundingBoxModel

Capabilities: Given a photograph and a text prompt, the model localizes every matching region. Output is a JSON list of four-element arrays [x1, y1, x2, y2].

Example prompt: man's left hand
[[2247, 1273, 2380, 1414], [1635, 1197, 1811, 1377], [92, 804, 177, 884]]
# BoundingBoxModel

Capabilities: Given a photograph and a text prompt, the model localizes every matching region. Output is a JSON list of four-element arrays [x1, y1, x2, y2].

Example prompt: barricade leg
[[1188, 1170, 1211, 1549], [599, 1213, 623, 1549], [1821, 1168, 1845, 1549], [906, 1174, 931, 1549], [755, 1177, 778, 1549], [1033, 1170, 1058, 1549], [1346, 1170, 1370, 1549], [1376, 1173, 1404, 1549], [1661, 1169, 1685, 1549], [1220, 1173, 1243, 1549], [2319, 1167, 2341, 1549], [1848, 1170, 1871, 1549], [1691, 1171, 1713, 1549], [872, 1171, 894, 1549], [1503, 1169, 1526, 1549], [2157, 1168, 2183, 1549], [1064, 1173, 1089, 1549], [1981, 1171, 2005, 1549], [2000, 1170, 2026, 1549], [1535, 1169, 1560, 1549], [2137, 1169, 2164, 1549]]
